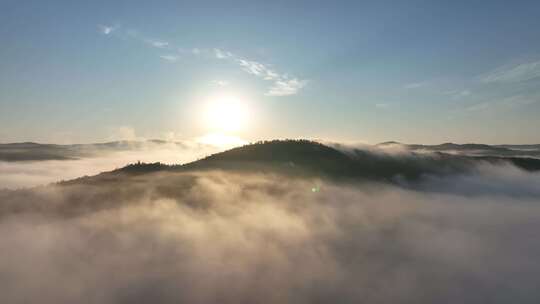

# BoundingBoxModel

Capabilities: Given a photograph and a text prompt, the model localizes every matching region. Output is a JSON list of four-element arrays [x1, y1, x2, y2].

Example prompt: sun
[[205, 94, 248, 133]]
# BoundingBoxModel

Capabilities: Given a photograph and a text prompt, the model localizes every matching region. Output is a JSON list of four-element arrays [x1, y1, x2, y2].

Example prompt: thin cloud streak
[[481, 60, 540, 84], [465, 94, 539, 113], [214, 48, 233, 59], [96, 26, 307, 96], [159, 55, 178, 62], [147, 40, 169, 48], [266, 78, 308, 96], [214, 48, 308, 96]]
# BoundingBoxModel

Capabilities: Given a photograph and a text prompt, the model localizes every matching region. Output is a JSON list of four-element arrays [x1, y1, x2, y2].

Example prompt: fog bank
[[0, 144, 220, 189], [1, 167, 539, 303]]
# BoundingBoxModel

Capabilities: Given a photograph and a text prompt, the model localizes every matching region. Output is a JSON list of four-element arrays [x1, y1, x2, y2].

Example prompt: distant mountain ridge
[[59, 140, 540, 187], [2, 139, 540, 162], [0, 140, 190, 161], [181, 140, 540, 176], [377, 141, 540, 157], [3, 139, 540, 190]]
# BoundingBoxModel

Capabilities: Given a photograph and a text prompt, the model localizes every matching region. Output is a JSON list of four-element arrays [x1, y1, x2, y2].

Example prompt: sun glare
[[205, 94, 248, 132]]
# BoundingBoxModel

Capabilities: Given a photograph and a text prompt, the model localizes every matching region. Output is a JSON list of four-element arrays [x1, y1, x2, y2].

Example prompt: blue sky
[[1, 0, 540, 144]]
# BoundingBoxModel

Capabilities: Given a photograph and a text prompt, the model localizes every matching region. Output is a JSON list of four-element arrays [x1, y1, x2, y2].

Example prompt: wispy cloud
[[266, 78, 308, 96], [98, 24, 117, 35], [97, 27, 307, 96], [481, 60, 540, 84], [147, 40, 169, 48], [106, 27, 168, 49], [159, 55, 178, 62], [236, 59, 281, 81], [214, 48, 308, 96], [236, 59, 268, 77], [214, 48, 233, 59], [375, 103, 390, 109], [465, 94, 539, 113]]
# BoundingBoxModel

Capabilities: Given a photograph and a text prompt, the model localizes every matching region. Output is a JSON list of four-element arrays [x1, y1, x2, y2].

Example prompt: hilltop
[[59, 139, 540, 186]]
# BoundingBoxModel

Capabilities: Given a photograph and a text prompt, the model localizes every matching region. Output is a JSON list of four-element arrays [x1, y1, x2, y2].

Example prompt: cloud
[[211, 48, 307, 96], [159, 55, 178, 62], [224, 51, 308, 96], [214, 48, 233, 59], [416, 162, 540, 197], [465, 94, 539, 113], [98, 24, 116, 35], [266, 78, 308, 96], [97, 28, 307, 96], [481, 60, 540, 84], [375, 103, 390, 109], [1, 165, 540, 303], [147, 40, 169, 48], [236, 59, 269, 76], [235, 58, 283, 82], [0, 141, 224, 189]]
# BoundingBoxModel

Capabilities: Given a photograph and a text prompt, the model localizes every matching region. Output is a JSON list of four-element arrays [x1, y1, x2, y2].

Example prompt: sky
[[1, 0, 540, 144]]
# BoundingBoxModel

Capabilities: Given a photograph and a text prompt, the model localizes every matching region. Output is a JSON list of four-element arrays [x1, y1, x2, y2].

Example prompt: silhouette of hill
[[4, 139, 540, 188], [5, 139, 540, 218], [66, 140, 540, 186], [3, 139, 540, 162]]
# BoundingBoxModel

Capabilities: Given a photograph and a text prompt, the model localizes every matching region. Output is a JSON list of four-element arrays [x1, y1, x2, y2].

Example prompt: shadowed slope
[[95, 140, 540, 183]]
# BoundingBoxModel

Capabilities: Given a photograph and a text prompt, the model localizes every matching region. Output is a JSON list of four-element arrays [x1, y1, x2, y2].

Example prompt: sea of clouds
[[1, 158, 539, 303]]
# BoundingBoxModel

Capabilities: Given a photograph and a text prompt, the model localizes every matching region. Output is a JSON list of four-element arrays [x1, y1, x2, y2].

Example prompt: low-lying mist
[[0, 143, 221, 189], [1, 165, 539, 303]]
